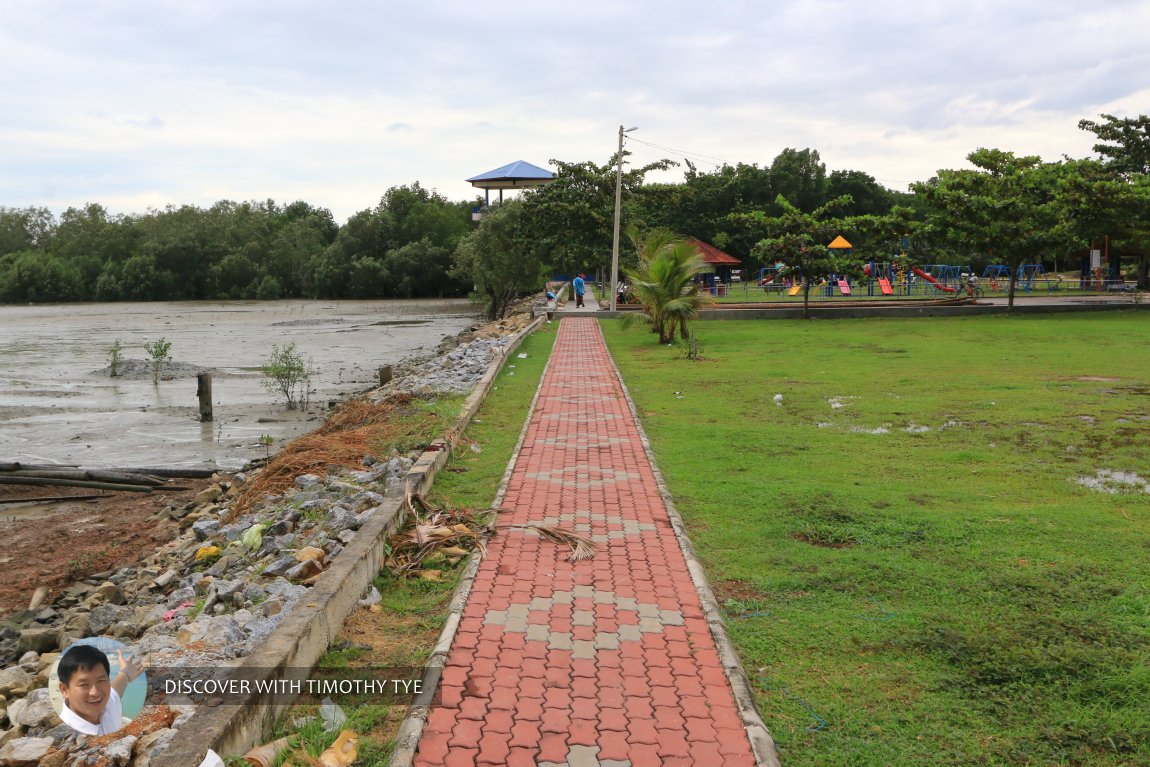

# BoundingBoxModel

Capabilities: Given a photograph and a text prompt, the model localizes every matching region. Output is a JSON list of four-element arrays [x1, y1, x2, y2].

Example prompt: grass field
[[602, 313, 1150, 766]]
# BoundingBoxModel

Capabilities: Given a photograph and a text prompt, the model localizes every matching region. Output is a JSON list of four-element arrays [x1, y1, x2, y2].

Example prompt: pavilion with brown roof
[[687, 237, 742, 282]]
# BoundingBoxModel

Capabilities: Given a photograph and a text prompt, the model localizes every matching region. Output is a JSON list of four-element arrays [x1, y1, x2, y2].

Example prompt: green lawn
[[602, 314, 1150, 767]]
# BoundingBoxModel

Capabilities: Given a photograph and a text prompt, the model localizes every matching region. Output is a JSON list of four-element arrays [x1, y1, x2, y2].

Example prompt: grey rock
[[89, 604, 132, 636], [0, 736, 54, 766], [242, 616, 282, 654], [17, 651, 39, 668], [12, 689, 58, 728], [131, 632, 180, 658], [337, 529, 357, 545], [176, 615, 243, 648], [190, 519, 220, 542], [91, 581, 125, 606], [294, 474, 321, 490], [61, 611, 91, 637], [0, 667, 34, 697], [350, 491, 384, 512], [242, 583, 267, 603], [32, 608, 57, 624], [38, 723, 75, 747], [110, 621, 142, 640], [261, 557, 297, 578], [327, 506, 358, 531], [205, 555, 234, 577], [284, 559, 323, 581], [153, 569, 179, 589], [134, 727, 176, 767], [266, 519, 294, 536], [104, 733, 137, 765], [166, 587, 196, 608], [271, 534, 296, 552]]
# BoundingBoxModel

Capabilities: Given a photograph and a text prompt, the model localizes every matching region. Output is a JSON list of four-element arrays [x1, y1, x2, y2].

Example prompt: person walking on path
[[573, 273, 586, 308], [412, 317, 776, 767]]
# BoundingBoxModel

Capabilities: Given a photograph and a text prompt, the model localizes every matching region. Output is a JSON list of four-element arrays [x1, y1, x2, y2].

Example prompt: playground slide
[[911, 267, 956, 293], [787, 284, 802, 296], [837, 279, 852, 296], [878, 278, 893, 295]]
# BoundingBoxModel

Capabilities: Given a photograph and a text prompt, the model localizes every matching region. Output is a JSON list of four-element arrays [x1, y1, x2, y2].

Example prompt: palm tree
[[623, 228, 714, 344]]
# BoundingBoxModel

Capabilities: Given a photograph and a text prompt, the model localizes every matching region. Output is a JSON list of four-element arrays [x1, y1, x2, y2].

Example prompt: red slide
[[912, 267, 957, 293]]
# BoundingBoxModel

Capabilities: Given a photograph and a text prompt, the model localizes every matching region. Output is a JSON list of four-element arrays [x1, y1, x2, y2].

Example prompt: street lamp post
[[610, 125, 637, 312]]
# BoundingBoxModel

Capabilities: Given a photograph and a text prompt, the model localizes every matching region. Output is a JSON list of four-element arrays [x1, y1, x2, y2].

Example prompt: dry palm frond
[[384, 493, 490, 576], [497, 523, 597, 562]]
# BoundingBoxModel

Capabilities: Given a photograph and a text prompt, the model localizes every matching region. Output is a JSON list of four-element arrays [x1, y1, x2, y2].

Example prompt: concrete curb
[[152, 316, 544, 767], [388, 322, 558, 767], [602, 321, 784, 767]]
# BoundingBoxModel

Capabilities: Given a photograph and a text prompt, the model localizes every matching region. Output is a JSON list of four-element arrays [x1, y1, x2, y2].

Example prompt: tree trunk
[[1007, 272, 1017, 313], [802, 283, 812, 319], [485, 287, 499, 320], [1138, 255, 1149, 291]]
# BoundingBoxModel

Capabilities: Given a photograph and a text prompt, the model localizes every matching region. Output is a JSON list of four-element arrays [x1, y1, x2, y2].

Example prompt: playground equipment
[[911, 267, 957, 293], [864, 262, 897, 296], [1017, 264, 1046, 292]]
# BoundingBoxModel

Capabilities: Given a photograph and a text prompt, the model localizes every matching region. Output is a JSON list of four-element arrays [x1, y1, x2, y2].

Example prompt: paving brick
[[477, 731, 512, 764], [443, 747, 479, 767], [449, 718, 484, 749], [413, 318, 759, 767], [415, 731, 450, 764]]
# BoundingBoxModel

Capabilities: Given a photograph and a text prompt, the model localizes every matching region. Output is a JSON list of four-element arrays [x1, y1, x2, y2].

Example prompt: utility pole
[[610, 125, 637, 312]]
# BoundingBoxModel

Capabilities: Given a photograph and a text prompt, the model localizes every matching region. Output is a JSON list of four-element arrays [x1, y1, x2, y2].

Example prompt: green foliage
[[746, 194, 857, 317], [516, 154, 676, 280], [451, 200, 543, 320], [143, 337, 172, 384], [261, 343, 313, 410], [912, 149, 1066, 310], [622, 227, 714, 343], [107, 340, 124, 377]]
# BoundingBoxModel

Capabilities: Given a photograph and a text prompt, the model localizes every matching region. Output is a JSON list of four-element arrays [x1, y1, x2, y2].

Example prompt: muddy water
[[0, 300, 480, 470]]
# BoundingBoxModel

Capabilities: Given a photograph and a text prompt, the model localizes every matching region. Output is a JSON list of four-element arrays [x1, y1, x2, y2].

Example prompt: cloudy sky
[[3, 0, 1147, 223]]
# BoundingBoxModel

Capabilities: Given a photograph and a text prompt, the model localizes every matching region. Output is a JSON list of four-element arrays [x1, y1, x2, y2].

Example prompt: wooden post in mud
[[378, 366, 393, 386], [197, 373, 213, 422]]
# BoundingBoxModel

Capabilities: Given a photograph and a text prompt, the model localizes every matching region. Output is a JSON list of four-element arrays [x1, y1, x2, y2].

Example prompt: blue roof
[[466, 160, 555, 184]]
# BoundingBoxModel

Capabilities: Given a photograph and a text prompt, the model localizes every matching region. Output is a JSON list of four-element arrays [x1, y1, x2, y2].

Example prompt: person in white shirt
[[57, 644, 142, 735]]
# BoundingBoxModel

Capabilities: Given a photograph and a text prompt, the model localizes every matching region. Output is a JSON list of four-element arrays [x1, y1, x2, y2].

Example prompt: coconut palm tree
[[623, 228, 714, 344]]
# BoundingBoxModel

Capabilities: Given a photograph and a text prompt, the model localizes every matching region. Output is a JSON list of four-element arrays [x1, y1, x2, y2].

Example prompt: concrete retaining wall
[[153, 316, 543, 767]]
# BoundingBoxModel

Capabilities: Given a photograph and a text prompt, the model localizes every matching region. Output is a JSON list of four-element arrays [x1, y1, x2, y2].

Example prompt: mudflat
[[0, 299, 479, 470]]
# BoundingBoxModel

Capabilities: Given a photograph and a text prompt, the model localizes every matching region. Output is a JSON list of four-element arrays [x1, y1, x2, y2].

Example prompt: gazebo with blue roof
[[466, 160, 555, 207]]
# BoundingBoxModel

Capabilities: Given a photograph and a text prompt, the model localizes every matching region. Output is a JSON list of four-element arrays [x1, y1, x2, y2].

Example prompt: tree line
[[455, 114, 1150, 318], [0, 184, 473, 303], [3, 114, 1147, 316]]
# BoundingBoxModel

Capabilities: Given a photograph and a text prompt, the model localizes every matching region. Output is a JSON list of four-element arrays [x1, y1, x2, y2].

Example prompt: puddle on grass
[[1076, 469, 1150, 494], [828, 396, 859, 409], [849, 425, 890, 435]]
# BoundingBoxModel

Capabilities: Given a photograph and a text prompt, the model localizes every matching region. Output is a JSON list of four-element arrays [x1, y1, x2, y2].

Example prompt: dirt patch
[[791, 532, 855, 549], [713, 578, 763, 602], [0, 478, 218, 619]]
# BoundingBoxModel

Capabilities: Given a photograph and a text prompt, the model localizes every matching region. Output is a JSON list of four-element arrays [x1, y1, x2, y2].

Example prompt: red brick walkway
[[415, 317, 758, 767]]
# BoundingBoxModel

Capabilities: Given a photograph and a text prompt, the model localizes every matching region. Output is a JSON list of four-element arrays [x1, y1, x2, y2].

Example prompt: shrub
[[261, 342, 314, 410]]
